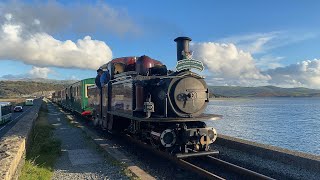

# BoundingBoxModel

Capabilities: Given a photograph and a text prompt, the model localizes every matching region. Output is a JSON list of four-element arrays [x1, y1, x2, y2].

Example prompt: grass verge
[[19, 101, 61, 180]]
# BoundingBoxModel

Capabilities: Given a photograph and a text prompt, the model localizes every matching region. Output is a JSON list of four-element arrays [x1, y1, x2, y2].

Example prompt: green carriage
[[67, 78, 95, 114]]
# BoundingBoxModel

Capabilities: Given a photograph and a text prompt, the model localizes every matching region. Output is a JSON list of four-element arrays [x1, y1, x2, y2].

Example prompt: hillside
[[2, 78, 77, 85], [2, 79, 320, 98], [209, 86, 320, 97], [0, 80, 74, 98]]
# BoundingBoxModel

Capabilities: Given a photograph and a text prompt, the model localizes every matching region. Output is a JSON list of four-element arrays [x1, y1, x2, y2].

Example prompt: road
[[0, 99, 41, 138]]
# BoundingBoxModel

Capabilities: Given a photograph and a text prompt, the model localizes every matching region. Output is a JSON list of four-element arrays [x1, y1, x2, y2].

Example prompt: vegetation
[[0, 80, 73, 97], [209, 85, 320, 97], [19, 101, 61, 180]]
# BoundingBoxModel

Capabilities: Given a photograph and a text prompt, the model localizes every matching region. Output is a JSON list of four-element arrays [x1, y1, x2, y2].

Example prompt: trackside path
[[47, 102, 129, 180]]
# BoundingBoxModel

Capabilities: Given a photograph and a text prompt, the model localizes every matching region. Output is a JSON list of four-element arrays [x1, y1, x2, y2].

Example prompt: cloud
[[69, 75, 79, 80], [0, 14, 113, 69], [191, 38, 320, 89], [219, 31, 317, 54], [1, 66, 53, 79], [191, 42, 270, 86], [0, 1, 140, 36], [219, 32, 279, 54], [256, 55, 285, 70], [265, 59, 320, 89], [29, 66, 52, 78]]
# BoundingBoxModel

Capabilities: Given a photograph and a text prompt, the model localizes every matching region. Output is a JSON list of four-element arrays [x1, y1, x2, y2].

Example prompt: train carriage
[[52, 90, 62, 104], [60, 78, 95, 114], [61, 88, 67, 108], [51, 92, 56, 102]]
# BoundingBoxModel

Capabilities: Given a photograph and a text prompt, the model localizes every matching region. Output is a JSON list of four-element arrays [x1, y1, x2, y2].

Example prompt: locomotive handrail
[[110, 71, 204, 82], [111, 78, 133, 84], [107, 111, 222, 122], [110, 75, 133, 83]]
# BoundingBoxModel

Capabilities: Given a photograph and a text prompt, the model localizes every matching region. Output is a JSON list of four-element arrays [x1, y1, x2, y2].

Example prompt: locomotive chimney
[[174, 36, 192, 61]]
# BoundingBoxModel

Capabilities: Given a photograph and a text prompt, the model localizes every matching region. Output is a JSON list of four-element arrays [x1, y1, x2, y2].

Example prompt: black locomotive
[[56, 37, 221, 157]]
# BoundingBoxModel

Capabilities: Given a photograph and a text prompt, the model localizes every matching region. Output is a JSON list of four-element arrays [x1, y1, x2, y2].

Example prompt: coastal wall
[[0, 100, 41, 180]]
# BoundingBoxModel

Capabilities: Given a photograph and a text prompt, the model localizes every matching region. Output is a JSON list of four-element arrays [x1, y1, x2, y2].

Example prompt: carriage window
[[85, 84, 94, 98]]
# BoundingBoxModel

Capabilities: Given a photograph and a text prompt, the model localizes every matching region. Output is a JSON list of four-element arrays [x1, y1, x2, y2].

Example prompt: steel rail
[[206, 156, 275, 180], [177, 159, 225, 180]]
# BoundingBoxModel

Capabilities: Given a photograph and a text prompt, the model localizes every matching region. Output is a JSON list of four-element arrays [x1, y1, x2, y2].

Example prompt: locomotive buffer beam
[[176, 150, 219, 159]]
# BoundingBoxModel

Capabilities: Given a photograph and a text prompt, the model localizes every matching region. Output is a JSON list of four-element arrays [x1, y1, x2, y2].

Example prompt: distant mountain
[[0, 80, 74, 98], [1, 78, 78, 85], [209, 86, 320, 97]]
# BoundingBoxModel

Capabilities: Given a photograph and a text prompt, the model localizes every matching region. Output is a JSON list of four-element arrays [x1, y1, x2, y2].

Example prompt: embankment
[[0, 100, 41, 180]]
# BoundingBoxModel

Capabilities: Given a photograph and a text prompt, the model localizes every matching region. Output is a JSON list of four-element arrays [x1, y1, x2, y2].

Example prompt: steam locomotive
[[53, 37, 221, 158]]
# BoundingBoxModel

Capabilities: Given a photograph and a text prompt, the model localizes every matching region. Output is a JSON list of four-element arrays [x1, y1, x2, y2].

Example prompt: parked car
[[14, 106, 23, 112]]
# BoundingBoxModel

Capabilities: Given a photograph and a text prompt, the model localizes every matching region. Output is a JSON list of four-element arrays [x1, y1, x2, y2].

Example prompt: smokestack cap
[[174, 36, 192, 61], [174, 37, 192, 42]]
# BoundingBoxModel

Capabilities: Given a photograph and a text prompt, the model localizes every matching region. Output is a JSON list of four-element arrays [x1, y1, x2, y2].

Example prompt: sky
[[1, 0, 320, 88]]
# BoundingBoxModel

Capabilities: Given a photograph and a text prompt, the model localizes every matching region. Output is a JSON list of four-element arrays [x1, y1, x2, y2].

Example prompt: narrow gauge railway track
[[64, 111, 274, 180], [119, 134, 275, 180], [207, 156, 274, 179], [182, 155, 275, 180]]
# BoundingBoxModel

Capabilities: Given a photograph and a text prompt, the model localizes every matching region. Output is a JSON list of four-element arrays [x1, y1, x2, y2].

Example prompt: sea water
[[205, 97, 320, 155]]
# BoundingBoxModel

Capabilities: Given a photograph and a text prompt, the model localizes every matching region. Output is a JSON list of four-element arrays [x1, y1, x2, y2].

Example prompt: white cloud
[[2, 22, 21, 41], [219, 31, 317, 54], [4, 13, 12, 21], [191, 42, 270, 86], [0, 1, 139, 70], [0, 15, 113, 70], [1, 66, 53, 79], [191, 36, 320, 89], [33, 19, 40, 25], [219, 32, 279, 54], [0, 1, 140, 36], [266, 59, 320, 89], [69, 75, 79, 80], [28, 66, 52, 78], [256, 55, 285, 70], [190, 40, 320, 89]]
